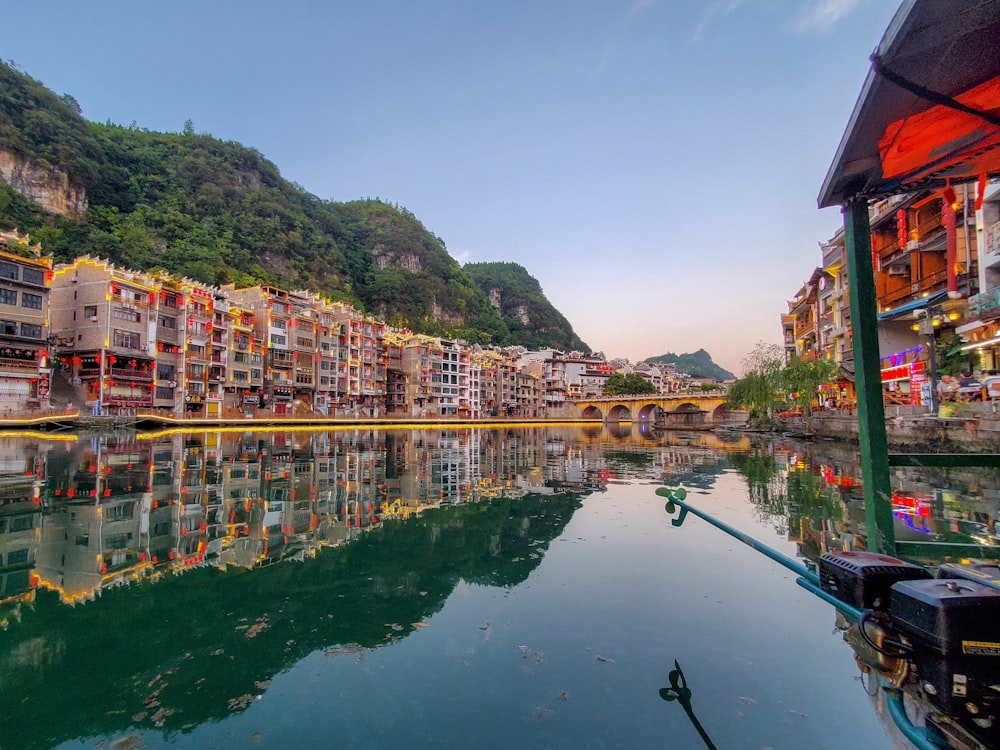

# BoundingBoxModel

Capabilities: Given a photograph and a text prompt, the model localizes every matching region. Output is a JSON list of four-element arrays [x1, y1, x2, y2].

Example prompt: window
[[234, 352, 249, 364], [0, 289, 15, 305], [251, 369, 262, 380], [6, 548, 28, 565], [104, 502, 135, 520], [0, 262, 17, 280], [83, 305, 98, 318], [270, 334, 286, 346], [6, 516, 34, 532], [159, 315, 176, 328], [21, 267, 44, 286], [233, 370, 249, 382], [156, 363, 175, 379], [155, 386, 174, 399], [75, 534, 90, 546], [114, 307, 140, 322], [113, 329, 141, 349], [20, 323, 41, 339]]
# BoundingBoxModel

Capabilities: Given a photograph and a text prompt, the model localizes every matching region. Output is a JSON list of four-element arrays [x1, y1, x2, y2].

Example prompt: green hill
[[645, 349, 734, 381], [464, 261, 588, 352], [0, 60, 584, 351]]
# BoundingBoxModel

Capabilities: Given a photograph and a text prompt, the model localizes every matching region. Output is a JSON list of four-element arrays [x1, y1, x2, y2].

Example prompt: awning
[[956, 319, 988, 335], [876, 289, 948, 320]]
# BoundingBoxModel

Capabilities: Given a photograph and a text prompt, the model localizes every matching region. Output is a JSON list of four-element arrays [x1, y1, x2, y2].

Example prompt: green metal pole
[[843, 198, 895, 554]]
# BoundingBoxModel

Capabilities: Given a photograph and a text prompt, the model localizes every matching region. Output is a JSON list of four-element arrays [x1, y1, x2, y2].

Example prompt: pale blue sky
[[2, 0, 899, 374]]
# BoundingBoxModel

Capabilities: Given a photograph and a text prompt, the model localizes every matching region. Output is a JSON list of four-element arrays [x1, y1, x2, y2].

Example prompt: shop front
[[880, 358, 927, 406]]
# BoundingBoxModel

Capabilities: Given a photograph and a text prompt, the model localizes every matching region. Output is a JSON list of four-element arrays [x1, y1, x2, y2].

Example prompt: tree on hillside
[[602, 372, 656, 396]]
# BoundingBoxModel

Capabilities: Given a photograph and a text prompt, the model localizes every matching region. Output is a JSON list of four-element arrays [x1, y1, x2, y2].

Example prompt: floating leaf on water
[[249, 731, 262, 742], [595, 655, 614, 663], [789, 709, 808, 718], [738, 696, 756, 704], [478, 622, 490, 631], [557, 691, 569, 701], [533, 707, 554, 720]]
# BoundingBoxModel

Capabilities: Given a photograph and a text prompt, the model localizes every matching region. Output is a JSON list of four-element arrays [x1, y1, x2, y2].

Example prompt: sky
[[2, 0, 902, 376]]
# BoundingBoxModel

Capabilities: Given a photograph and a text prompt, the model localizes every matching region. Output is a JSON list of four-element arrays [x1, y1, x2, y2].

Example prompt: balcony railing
[[0, 357, 38, 373], [969, 287, 1000, 318], [108, 366, 154, 381]]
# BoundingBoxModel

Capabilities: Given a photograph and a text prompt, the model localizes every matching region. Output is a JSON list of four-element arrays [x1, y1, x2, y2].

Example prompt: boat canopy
[[818, 0, 1000, 209]]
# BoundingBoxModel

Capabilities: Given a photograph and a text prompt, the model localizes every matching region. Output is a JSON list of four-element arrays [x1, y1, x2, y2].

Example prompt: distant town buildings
[[0, 231, 719, 418]]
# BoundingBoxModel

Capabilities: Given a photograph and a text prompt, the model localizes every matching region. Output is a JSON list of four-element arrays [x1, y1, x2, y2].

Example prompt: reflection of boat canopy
[[819, 0, 1000, 561]]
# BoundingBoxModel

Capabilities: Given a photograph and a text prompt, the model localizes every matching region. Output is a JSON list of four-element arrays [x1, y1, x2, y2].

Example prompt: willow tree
[[726, 342, 784, 424]]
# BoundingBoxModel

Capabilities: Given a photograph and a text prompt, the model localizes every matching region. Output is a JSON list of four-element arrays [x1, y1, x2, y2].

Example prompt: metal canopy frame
[[819, 0, 1000, 558]]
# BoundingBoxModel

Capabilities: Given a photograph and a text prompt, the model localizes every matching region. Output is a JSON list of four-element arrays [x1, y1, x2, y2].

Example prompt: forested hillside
[[464, 261, 588, 352], [645, 349, 734, 380], [0, 60, 585, 351]]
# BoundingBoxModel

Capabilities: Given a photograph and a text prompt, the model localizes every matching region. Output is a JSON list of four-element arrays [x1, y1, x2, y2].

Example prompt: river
[[0, 424, 996, 749]]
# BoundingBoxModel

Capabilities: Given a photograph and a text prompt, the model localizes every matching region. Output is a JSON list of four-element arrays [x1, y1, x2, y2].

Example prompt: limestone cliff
[[0, 149, 87, 218]]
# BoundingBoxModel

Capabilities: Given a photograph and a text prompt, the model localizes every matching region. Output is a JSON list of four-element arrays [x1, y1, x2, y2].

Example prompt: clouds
[[788, 0, 870, 33], [691, 0, 747, 44], [692, 0, 871, 43]]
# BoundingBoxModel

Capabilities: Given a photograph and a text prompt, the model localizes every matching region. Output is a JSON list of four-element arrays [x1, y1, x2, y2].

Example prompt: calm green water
[[0, 425, 995, 749]]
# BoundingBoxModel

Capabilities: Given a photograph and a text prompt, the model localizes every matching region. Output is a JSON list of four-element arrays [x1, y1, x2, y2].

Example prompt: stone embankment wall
[[800, 403, 1000, 452], [0, 150, 88, 218]]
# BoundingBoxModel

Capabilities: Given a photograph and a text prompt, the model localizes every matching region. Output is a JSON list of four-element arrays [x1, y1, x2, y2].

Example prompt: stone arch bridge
[[571, 393, 732, 426]]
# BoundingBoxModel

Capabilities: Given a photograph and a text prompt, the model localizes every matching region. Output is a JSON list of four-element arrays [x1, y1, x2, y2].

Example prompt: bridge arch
[[607, 403, 632, 422], [581, 405, 604, 420], [636, 403, 659, 422]]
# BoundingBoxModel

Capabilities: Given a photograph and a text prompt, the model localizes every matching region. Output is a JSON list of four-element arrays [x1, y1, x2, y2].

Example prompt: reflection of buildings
[[0, 442, 45, 621], [35, 436, 153, 603], [26, 426, 994, 608]]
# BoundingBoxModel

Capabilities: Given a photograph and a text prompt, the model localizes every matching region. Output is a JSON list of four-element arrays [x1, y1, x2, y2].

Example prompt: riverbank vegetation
[[726, 342, 839, 424]]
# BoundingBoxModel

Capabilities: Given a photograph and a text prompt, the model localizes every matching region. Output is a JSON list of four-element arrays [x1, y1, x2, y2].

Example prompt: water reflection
[[0, 424, 997, 749], [659, 660, 718, 750]]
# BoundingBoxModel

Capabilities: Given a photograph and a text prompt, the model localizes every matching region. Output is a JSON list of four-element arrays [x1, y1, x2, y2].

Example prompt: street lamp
[[915, 308, 938, 413]]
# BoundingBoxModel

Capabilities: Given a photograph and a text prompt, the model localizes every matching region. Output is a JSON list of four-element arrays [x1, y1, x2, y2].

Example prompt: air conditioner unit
[[88, 315, 98, 322], [888, 264, 910, 277]]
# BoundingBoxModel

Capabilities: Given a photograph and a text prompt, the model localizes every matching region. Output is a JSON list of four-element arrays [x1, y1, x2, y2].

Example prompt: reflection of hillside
[[0, 490, 584, 749]]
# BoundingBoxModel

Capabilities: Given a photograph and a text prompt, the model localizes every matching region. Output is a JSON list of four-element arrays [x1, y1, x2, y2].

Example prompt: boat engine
[[820, 553, 1000, 749]]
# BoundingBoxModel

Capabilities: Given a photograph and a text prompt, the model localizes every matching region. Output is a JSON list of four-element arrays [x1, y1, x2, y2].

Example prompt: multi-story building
[[0, 232, 52, 413], [315, 303, 339, 415], [966, 184, 1000, 370], [518, 348, 568, 415], [329, 302, 386, 416], [565, 354, 612, 399], [228, 285, 297, 415], [50, 258, 157, 414], [182, 284, 214, 417], [152, 278, 185, 415], [819, 230, 852, 365]]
